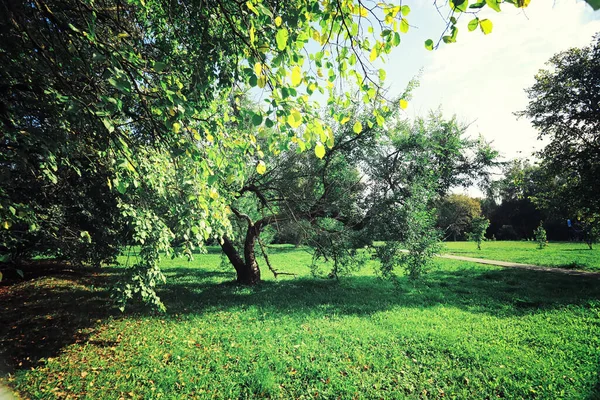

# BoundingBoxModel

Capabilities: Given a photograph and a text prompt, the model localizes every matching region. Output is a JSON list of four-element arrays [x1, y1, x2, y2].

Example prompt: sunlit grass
[[442, 240, 600, 271], [1, 247, 599, 399]]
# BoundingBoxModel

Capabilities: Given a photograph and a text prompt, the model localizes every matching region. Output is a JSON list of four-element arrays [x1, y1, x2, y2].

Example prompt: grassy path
[[442, 241, 600, 272], [439, 253, 600, 278]]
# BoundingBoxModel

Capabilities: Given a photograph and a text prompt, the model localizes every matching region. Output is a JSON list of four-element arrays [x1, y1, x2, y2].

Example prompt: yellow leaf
[[254, 62, 262, 76], [315, 142, 326, 159], [291, 66, 302, 87], [2, 221, 10, 230], [173, 122, 181, 133], [340, 116, 350, 125], [256, 161, 267, 175], [287, 109, 303, 128], [353, 121, 362, 134], [257, 76, 266, 88], [369, 46, 378, 62], [312, 29, 320, 42], [209, 188, 219, 200], [274, 16, 282, 27], [399, 99, 408, 109], [249, 25, 255, 44]]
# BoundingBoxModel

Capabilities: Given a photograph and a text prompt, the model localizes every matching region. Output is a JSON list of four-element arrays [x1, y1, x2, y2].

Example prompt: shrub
[[534, 221, 548, 249]]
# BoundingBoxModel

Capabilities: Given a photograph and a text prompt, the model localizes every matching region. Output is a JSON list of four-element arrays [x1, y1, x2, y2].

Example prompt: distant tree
[[484, 159, 544, 240], [469, 217, 490, 250], [436, 194, 482, 241], [534, 221, 548, 250]]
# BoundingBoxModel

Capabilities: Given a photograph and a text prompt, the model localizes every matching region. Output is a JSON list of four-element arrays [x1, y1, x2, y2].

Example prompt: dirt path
[[440, 254, 600, 278]]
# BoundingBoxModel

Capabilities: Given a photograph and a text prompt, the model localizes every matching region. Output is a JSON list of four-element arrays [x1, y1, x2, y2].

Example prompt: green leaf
[[353, 121, 363, 134], [401, 5, 411, 16], [276, 28, 289, 51], [256, 161, 267, 175], [251, 113, 262, 126], [154, 61, 167, 73], [379, 69, 386, 82], [392, 32, 401, 47], [424, 39, 434, 51], [102, 118, 115, 133], [480, 19, 493, 35], [469, 1, 486, 8], [450, 0, 469, 12], [249, 75, 258, 87], [314, 142, 326, 159], [468, 18, 479, 32], [16, 269, 24, 278], [485, 0, 501, 12]]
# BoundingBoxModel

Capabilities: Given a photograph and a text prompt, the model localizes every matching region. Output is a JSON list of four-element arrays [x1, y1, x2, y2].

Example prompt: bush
[[533, 221, 547, 249]]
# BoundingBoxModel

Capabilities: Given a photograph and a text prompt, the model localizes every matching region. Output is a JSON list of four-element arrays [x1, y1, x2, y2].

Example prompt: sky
[[384, 0, 600, 165]]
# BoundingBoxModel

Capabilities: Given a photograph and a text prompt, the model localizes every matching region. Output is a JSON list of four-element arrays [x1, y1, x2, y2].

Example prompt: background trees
[[437, 194, 482, 241], [507, 33, 600, 246]]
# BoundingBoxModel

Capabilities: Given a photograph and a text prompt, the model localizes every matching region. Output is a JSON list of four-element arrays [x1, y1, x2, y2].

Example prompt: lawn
[[442, 240, 600, 272], [1, 247, 600, 399]]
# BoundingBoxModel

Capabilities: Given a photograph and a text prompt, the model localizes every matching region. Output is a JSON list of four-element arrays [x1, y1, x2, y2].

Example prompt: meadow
[[1, 246, 600, 399], [442, 241, 600, 271]]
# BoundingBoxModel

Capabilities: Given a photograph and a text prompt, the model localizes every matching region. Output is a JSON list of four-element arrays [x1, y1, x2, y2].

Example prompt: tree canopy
[[517, 33, 600, 247]]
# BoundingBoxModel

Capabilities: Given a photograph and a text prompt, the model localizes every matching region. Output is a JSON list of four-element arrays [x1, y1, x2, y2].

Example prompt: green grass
[[442, 241, 600, 271], [2, 247, 600, 399]]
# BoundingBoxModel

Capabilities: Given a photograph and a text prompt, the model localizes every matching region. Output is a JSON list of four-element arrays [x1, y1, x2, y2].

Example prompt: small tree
[[583, 218, 600, 250], [533, 221, 547, 249], [469, 216, 490, 250], [377, 182, 442, 281]]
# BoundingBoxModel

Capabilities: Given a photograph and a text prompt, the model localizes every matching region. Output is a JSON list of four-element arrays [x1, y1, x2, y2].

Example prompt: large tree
[[220, 102, 498, 283], [517, 33, 600, 246]]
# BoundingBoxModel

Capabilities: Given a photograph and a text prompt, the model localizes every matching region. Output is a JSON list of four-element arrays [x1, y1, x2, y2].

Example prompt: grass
[[1, 246, 600, 399], [442, 240, 600, 272]]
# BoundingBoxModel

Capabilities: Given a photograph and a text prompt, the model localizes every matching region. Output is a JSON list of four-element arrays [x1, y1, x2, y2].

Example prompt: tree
[[469, 217, 490, 250], [533, 221, 547, 249], [517, 34, 600, 245], [219, 100, 498, 283], [0, 0, 544, 308], [437, 194, 482, 241], [483, 159, 544, 240]]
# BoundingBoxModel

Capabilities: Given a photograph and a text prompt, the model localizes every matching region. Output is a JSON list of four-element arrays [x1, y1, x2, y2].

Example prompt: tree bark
[[220, 230, 261, 285]]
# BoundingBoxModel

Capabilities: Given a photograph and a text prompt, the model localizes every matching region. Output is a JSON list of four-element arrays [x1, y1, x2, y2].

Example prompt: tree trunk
[[220, 230, 261, 285]]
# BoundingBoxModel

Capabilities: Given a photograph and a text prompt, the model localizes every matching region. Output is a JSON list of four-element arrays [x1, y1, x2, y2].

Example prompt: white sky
[[385, 0, 600, 163]]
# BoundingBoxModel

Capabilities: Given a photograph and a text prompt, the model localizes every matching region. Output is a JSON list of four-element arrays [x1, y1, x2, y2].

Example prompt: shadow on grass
[[1, 263, 600, 379], [0, 268, 123, 376], [156, 265, 600, 319]]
